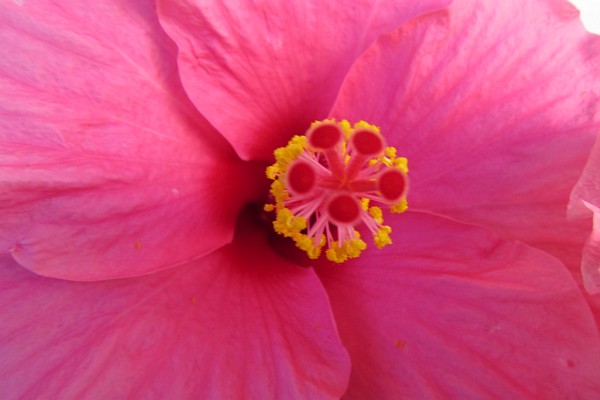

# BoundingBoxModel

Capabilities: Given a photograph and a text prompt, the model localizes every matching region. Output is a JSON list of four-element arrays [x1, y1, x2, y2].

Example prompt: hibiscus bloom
[[2, 0, 600, 398]]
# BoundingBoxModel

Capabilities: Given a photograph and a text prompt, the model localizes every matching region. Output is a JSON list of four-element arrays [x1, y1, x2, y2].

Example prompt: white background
[[568, 0, 600, 33]]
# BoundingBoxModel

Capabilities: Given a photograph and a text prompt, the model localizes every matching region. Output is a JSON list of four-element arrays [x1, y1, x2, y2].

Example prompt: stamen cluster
[[265, 119, 408, 263]]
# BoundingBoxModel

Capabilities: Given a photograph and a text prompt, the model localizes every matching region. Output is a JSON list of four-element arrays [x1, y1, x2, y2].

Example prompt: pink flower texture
[[1, 0, 600, 398]]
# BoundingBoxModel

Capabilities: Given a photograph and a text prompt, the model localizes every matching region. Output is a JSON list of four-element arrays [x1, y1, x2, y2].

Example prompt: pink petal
[[580, 204, 600, 293], [317, 212, 600, 399], [570, 137, 600, 293], [0, 217, 350, 399], [330, 0, 600, 270], [570, 137, 600, 217], [0, 0, 263, 280], [156, 0, 452, 161]]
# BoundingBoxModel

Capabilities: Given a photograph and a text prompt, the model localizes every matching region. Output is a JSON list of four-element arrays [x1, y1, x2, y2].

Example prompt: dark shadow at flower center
[[239, 202, 315, 268]]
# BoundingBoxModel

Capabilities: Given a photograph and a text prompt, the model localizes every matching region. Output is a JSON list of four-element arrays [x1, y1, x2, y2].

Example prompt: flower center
[[264, 119, 408, 263]]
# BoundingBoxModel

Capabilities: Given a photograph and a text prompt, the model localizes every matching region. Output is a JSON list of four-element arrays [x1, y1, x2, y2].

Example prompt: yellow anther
[[325, 232, 367, 263], [380, 144, 408, 173], [294, 234, 325, 259], [263, 204, 275, 212], [306, 246, 322, 259], [394, 157, 408, 173], [326, 243, 343, 263], [345, 236, 367, 258], [270, 180, 288, 206], [391, 198, 408, 214], [273, 135, 308, 172], [310, 118, 336, 128], [374, 225, 392, 249], [360, 198, 370, 211], [385, 147, 397, 158], [339, 119, 353, 139], [266, 164, 280, 180], [273, 208, 306, 237], [354, 120, 381, 133], [369, 206, 383, 224]]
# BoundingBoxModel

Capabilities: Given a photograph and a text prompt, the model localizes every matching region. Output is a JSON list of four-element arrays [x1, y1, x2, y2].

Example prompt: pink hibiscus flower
[[2, 0, 600, 398]]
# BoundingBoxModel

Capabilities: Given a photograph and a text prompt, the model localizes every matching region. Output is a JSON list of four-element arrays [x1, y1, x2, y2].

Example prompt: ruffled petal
[[570, 137, 600, 217], [0, 218, 350, 399], [580, 204, 600, 294], [331, 0, 600, 268], [317, 212, 600, 399], [0, 0, 262, 280], [570, 137, 600, 293], [157, 0, 452, 160]]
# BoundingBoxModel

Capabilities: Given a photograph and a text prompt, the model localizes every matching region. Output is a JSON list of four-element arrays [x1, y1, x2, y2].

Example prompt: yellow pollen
[[374, 225, 392, 249], [273, 207, 306, 237], [265, 119, 409, 263], [369, 206, 384, 224], [360, 198, 370, 211], [391, 198, 409, 214], [325, 232, 367, 263]]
